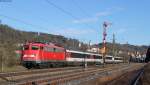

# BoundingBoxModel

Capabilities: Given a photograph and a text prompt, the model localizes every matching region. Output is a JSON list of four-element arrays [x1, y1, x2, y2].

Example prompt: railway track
[[131, 69, 144, 85], [130, 64, 146, 85], [0, 63, 142, 85], [0, 66, 85, 81], [0, 64, 123, 81], [0, 66, 81, 77], [19, 64, 137, 85], [104, 63, 146, 85]]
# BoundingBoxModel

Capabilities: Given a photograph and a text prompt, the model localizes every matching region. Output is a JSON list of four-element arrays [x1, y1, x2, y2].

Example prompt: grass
[[0, 65, 27, 72]]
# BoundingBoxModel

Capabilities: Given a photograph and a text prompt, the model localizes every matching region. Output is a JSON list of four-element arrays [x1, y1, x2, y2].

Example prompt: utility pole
[[112, 33, 115, 64], [0, 51, 3, 72], [88, 40, 91, 51], [2, 55, 4, 72], [0, 20, 2, 24], [84, 40, 91, 68]]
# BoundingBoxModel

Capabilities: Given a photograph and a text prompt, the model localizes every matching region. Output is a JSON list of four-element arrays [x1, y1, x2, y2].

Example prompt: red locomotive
[[21, 42, 103, 69]]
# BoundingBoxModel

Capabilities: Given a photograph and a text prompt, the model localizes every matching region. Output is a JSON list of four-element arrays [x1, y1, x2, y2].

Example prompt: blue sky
[[0, 0, 150, 45]]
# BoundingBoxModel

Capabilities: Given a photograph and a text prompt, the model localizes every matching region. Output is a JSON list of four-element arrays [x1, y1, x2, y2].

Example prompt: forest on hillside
[[0, 24, 88, 67]]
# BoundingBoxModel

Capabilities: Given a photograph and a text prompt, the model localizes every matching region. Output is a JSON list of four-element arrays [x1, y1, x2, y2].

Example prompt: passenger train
[[21, 42, 123, 69]]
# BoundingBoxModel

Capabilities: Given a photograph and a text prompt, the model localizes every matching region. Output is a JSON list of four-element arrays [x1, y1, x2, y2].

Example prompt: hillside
[[0, 24, 148, 67], [0, 24, 88, 50], [97, 42, 148, 55], [0, 24, 88, 67]]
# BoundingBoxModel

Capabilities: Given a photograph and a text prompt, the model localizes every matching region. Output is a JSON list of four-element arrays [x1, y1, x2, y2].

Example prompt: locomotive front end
[[22, 43, 41, 69]]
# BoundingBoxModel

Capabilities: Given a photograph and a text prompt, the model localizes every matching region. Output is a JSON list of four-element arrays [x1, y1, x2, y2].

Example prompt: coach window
[[80, 54, 85, 58], [95, 55, 102, 59], [71, 53, 82, 58], [99, 56, 102, 59], [115, 58, 118, 60], [106, 57, 112, 60], [71, 53, 75, 58], [93, 55, 95, 59], [85, 54, 90, 58], [79, 53, 84, 58], [95, 55, 101, 59], [115, 58, 121, 60], [90, 55, 94, 59]]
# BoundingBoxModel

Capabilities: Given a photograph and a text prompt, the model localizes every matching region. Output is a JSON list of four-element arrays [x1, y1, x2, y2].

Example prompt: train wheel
[[50, 63, 55, 68], [27, 66, 32, 69], [26, 63, 32, 69]]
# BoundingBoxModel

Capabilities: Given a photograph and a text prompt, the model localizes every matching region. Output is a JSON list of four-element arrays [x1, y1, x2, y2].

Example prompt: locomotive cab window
[[32, 46, 39, 50], [23, 45, 29, 50]]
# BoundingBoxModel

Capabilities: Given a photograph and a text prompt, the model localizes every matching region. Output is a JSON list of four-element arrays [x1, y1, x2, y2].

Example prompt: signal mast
[[102, 21, 111, 66]]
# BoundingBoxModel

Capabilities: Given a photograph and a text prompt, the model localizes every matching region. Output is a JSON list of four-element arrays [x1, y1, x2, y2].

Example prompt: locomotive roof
[[66, 50, 102, 56], [25, 42, 64, 49]]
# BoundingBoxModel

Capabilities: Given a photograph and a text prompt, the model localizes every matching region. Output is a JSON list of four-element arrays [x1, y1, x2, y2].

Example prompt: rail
[[0, 66, 81, 77], [131, 68, 144, 85]]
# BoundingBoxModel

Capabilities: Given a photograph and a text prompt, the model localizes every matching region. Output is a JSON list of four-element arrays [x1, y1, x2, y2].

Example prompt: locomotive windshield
[[32, 46, 39, 50], [23, 45, 29, 50]]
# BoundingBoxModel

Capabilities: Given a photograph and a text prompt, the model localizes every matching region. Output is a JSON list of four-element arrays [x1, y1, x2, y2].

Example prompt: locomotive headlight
[[23, 55, 27, 57], [30, 54, 36, 57], [23, 54, 36, 57], [33, 54, 36, 56]]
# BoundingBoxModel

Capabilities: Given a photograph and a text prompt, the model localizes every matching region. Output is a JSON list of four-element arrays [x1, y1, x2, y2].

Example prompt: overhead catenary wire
[[45, 0, 94, 29], [0, 14, 48, 31], [71, 0, 91, 17], [1, 1, 95, 34], [45, 0, 79, 20], [70, 0, 96, 29]]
